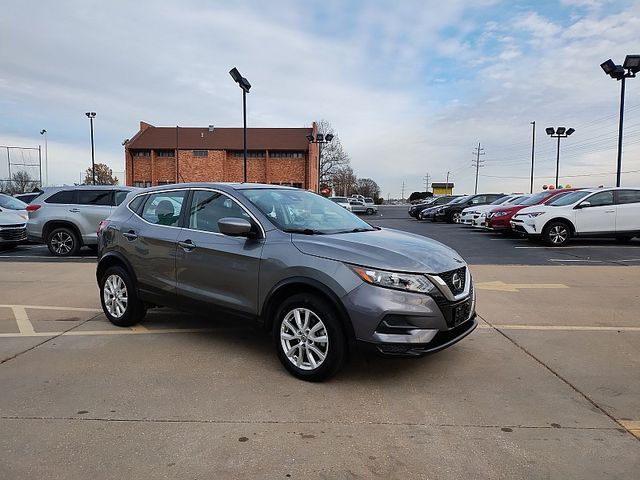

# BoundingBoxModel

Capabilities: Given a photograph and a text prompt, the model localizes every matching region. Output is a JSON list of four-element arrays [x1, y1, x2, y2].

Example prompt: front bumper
[[0, 224, 28, 244], [342, 269, 477, 357], [510, 218, 537, 235], [487, 216, 511, 230]]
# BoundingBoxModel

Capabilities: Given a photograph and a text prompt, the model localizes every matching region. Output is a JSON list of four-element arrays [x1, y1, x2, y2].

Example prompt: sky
[[1, 0, 639, 198]]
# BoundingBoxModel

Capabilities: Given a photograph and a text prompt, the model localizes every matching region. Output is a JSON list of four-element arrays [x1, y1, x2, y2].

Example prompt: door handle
[[122, 231, 138, 240], [605, 210, 615, 213], [69, 208, 80, 213], [178, 239, 196, 251]]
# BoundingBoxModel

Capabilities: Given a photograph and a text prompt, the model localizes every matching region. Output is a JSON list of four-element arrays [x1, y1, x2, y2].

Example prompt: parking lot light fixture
[[229, 67, 251, 182], [85, 112, 96, 185], [546, 126, 575, 189], [601, 55, 639, 186], [308, 131, 334, 192]]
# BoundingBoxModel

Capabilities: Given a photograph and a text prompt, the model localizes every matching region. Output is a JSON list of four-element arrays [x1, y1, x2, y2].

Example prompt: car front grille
[[432, 282, 474, 329], [0, 225, 27, 241], [438, 266, 466, 296]]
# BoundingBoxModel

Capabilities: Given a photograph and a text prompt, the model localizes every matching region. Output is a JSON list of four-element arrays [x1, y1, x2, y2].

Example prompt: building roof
[[127, 122, 313, 151], [432, 182, 455, 188]]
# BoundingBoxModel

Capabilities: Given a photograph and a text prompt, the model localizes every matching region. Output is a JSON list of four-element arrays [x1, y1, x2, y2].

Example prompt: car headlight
[[349, 266, 436, 294], [522, 212, 545, 218], [436, 207, 444, 213], [493, 211, 508, 217]]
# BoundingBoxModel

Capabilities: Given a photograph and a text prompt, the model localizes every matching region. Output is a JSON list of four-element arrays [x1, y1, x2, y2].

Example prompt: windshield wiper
[[337, 227, 375, 234], [283, 228, 325, 235]]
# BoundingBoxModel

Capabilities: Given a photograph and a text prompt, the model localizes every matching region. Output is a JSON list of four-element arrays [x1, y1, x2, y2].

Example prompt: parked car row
[[415, 187, 640, 246]]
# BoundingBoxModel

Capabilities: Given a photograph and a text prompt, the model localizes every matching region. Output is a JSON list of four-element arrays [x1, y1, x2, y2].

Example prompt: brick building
[[124, 121, 320, 190]]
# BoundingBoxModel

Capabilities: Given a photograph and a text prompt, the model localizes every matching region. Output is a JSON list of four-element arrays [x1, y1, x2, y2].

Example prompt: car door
[[574, 190, 615, 234], [119, 189, 188, 304], [614, 189, 640, 233], [74, 190, 114, 244], [175, 189, 264, 316]]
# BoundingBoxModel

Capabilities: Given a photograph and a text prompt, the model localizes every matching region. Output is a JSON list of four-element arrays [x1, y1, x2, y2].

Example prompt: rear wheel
[[448, 211, 461, 224], [273, 293, 346, 381], [99, 266, 146, 327], [366, 208, 374, 215], [47, 227, 79, 257], [543, 221, 571, 247]]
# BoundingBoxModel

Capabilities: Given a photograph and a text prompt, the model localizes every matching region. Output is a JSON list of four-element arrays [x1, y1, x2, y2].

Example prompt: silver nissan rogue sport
[[96, 183, 476, 381]]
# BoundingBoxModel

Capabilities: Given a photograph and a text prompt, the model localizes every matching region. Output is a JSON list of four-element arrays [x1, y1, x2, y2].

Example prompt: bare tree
[[83, 163, 119, 185], [316, 119, 350, 188], [8, 171, 40, 194], [331, 166, 358, 197], [355, 178, 381, 200]]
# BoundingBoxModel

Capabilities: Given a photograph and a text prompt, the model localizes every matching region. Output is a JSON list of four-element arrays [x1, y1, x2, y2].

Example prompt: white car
[[0, 193, 29, 249], [510, 187, 640, 246], [460, 195, 524, 226], [329, 196, 353, 212]]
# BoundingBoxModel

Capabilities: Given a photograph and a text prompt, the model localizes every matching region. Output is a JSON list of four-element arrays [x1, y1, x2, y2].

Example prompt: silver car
[[0, 194, 29, 249], [27, 185, 137, 256], [96, 183, 477, 381]]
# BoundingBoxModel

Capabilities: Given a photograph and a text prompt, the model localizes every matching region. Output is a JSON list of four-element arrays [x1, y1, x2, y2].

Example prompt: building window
[[276, 182, 303, 189], [270, 152, 304, 158], [133, 150, 151, 157], [157, 181, 173, 185], [231, 151, 265, 158], [193, 150, 208, 157], [156, 150, 174, 157], [133, 181, 152, 188]]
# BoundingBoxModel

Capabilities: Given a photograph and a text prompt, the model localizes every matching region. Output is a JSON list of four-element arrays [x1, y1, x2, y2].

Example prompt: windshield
[[509, 195, 530, 205], [0, 194, 27, 210], [489, 196, 510, 205], [547, 190, 591, 206], [448, 196, 468, 205], [520, 191, 552, 206], [242, 188, 375, 234]]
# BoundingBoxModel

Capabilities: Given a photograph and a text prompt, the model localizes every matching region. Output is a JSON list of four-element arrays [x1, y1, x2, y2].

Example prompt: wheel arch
[[43, 220, 83, 245], [96, 251, 138, 286], [543, 217, 576, 236], [261, 277, 356, 343]]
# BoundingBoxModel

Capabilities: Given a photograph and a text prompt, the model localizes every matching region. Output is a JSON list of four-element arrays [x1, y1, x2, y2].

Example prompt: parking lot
[[1, 205, 639, 479]]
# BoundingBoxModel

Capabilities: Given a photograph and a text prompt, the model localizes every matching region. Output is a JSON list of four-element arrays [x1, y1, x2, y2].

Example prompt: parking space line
[[618, 421, 640, 439], [548, 259, 603, 263], [0, 305, 101, 312], [477, 324, 640, 332], [0, 328, 218, 338], [11, 307, 35, 335], [516, 245, 639, 249], [476, 281, 568, 292]]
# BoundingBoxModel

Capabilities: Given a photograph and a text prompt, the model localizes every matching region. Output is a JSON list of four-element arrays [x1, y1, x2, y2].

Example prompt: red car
[[486, 188, 581, 232]]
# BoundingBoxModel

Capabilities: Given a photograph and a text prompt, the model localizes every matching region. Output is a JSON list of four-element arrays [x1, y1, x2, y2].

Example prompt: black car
[[434, 194, 506, 223], [412, 196, 459, 219]]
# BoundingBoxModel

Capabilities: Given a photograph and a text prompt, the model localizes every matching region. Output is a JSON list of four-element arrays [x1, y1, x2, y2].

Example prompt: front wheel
[[99, 266, 147, 327], [366, 208, 374, 215], [448, 211, 461, 224], [47, 227, 79, 257], [273, 293, 346, 381], [543, 221, 571, 247]]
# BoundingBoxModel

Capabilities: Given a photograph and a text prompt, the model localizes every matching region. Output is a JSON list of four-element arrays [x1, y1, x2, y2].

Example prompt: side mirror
[[576, 201, 591, 209], [218, 217, 256, 238]]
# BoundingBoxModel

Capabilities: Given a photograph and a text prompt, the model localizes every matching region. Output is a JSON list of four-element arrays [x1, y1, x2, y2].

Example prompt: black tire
[[99, 265, 147, 327], [447, 211, 461, 224], [47, 227, 79, 257], [272, 293, 347, 382], [542, 221, 571, 247], [366, 208, 374, 215]]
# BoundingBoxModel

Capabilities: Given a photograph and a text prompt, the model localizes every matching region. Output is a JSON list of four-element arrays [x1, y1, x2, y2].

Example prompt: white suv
[[510, 187, 640, 246]]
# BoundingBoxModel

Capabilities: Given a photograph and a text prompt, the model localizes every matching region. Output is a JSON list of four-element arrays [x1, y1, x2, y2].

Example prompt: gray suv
[[27, 186, 137, 256], [96, 183, 477, 381]]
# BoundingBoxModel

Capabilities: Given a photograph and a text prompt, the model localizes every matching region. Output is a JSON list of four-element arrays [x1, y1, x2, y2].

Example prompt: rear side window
[[128, 195, 146, 214], [77, 190, 112, 206], [45, 190, 76, 204], [114, 190, 130, 206], [140, 191, 187, 226], [617, 190, 640, 204]]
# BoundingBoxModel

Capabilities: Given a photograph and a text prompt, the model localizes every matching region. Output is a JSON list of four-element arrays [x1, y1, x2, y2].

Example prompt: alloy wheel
[[280, 308, 329, 371], [103, 274, 128, 318], [452, 212, 461, 223], [549, 225, 568, 244], [50, 231, 74, 255]]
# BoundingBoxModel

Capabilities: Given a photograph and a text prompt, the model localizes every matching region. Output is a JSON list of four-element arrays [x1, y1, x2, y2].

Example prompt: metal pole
[[43, 132, 48, 186], [38, 146, 42, 189], [474, 142, 481, 194], [555, 136, 561, 188], [243, 89, 247, 182], [446, 171, 450, 194], [176, 125, 179, 183], [616, 75, 626, 187], [89, 117, 96, 185], [317, 141, 322, 193], [7, 147, 11, 182], [530, 121, 536, 193]]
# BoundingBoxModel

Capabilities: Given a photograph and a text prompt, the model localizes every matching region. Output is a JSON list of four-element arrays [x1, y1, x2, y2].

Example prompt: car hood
[[292, 227, 465, 274], [463, 204, 495, 214], [0, 210, 28, 225], [515, 205, 550, 215]]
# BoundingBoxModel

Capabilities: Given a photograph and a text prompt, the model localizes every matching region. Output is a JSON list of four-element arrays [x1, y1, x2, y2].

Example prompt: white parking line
[[0, 255, 90, 259], [548, 259, 603, 263], [11, 307, 34, 335], [0, 305, 101, 312], [478, 324, 640, 332], [516, 245, 639, 249]]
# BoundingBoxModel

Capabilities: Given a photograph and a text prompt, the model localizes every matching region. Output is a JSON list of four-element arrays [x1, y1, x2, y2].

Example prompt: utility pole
[[530, 121, 536, 194], [472, 143, 485, 194], [401, 181, 405, 202], [423, 172, 431, 193], [445, 171, 450, 194]]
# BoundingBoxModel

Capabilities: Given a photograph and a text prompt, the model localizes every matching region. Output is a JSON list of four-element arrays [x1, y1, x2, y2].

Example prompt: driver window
[[585, 191, 613, 207], [188, 190, 249, 233]]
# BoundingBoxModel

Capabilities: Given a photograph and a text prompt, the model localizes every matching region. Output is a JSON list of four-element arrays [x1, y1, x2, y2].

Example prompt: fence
[[0, 145, 42, 193]]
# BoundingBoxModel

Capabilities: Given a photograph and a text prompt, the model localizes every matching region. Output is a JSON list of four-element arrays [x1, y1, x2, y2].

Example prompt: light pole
[[529, 121, 536, 194], [601, 55, 639, 187], [85, 112, 96, 185], [40, 129, 48, 187], [307, 132, 334, 192], [229, 67, 251, 182], [545, 127, 575, 188]]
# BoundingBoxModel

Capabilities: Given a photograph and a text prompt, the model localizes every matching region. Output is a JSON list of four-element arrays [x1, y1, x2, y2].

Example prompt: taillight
[[97, 220, 110, 236], [26, 204, 41, 212]]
